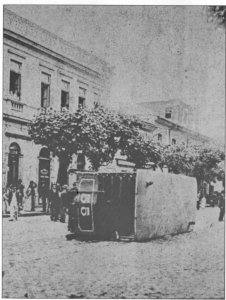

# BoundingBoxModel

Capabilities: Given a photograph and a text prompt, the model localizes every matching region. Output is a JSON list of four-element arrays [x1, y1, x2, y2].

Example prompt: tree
[[29, 104, 224, 189], [207, 6, 226, 28], [29, 107, 81, 184], [28, 104, 144, 181], [191, 145, 225, 187], [80, 104, 142, 170], [161, 143, 196, 175], [121, 134, 162, 169], [161, 142, 225, 190]]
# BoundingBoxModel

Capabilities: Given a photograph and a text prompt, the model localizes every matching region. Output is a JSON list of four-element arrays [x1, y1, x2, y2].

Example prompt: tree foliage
[[161, 143, 197, 175], [29, 104, 144, 171], [191, 145, 225, 185], [207, 6, 226, 28], [121, 134, 162, 169], [161, 142, 225, 187], [29, 104, 224, 188]]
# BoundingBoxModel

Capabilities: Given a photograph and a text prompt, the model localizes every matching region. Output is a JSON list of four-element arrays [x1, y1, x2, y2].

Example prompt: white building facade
[[3, 9, 112, 191]]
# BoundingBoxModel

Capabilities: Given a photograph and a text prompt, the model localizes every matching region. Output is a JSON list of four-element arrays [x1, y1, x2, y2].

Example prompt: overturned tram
[[67, 170, 197, 241]]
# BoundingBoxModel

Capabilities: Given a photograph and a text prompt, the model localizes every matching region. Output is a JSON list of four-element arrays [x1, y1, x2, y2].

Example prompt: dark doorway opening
[[7, 143, 20, 187], [38, 148, 50, 189], [77, 153, 86, 171], [38, 148, 50, 210]]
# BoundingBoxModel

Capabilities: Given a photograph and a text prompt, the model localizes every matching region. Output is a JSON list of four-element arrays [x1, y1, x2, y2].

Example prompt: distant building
[[119, 99, 210, 147], [3, 9, 112, 193], [99, 99, 211, 172], [138, 99, 195, 129]]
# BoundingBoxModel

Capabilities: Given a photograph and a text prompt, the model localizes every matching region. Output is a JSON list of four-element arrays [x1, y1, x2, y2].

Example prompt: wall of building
[[2, 133, 41, 190], [3, 10, 112, 192], [137, 100, 195, 130], [3, 42, 105, 116]]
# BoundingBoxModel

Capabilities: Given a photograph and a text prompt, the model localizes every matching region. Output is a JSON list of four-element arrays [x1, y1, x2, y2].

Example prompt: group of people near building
[[2, 179, 80, 224], [3, 178, 225, 225], [48, 182, 79, 225], [2, 179, 37, 221], [196, 189, 225, 222]]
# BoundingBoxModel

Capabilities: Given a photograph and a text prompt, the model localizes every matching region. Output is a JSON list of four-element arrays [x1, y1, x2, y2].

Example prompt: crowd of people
[[196, 189, 225, 221], [2, 180, 79, 224], [3, 180, 37, 221], [3, 179, 225, 224], [39, 182, 79, 224]]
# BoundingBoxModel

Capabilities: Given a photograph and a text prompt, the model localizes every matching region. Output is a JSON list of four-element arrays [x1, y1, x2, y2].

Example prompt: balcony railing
[[11, 99, 24, 112], [3, 98, 41, 121]]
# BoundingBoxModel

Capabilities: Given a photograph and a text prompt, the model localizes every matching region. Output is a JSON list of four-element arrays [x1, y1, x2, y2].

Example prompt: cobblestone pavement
[[2, 207, 224, 299]]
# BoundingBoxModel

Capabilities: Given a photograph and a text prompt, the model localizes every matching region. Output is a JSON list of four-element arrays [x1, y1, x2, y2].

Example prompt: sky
[[6, 5, 225, 140]]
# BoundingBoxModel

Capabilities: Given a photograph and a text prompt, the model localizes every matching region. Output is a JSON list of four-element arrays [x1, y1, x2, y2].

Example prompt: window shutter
[[47, 85, 50, 107], [18, 74, 21, 98], [66, 92, 69, 107]]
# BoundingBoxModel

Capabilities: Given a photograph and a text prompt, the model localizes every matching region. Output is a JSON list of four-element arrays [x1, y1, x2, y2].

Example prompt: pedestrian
[[9, 186, 18, 221], [55, 183, 62, 220], [26, 181, 37, 212], [68, 182, 79, 232], [60, 185, 69, 223], [7, 185, 13, 208], [48, 183, 61, 221], [39, 183, 49, 213], [16, 179, 25, 211], [218, 190, 225, 222], [196, 192, 201, 210], [199, 194, 206, 209], [2, 188, 9, 214]]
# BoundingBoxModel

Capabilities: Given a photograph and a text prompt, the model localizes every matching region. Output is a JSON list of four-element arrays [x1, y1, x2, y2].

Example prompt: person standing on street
[[16, 179, 25, 211], [199, 194, 206, 210], [7, 185, 13, 207], [39, 183, 49, 213], [60, 185, 69, 223], [26, 181, 37, 212], [49, 183, 61, 221], [2, 188, 9, 214], [196, 192, 201, 210], [9, 186, 18, 221], [68, 182, 79, 232], [218, 190, 225, 222]]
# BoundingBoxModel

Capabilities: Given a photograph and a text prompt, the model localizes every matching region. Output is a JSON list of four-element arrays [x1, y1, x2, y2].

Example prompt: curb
[[3, 212, 48, 218]]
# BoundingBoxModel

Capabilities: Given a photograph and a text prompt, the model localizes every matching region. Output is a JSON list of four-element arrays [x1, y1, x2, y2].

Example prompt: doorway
[[7, 142, 20, 187], [38, 148, 50, 201]]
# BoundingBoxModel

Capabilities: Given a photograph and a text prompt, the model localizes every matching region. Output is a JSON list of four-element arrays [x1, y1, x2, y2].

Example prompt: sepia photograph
[[2, 3, 225, 299]]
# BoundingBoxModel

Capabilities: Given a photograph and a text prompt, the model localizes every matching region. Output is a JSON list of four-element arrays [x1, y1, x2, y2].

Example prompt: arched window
[[9, 142, 20, 155], [39, 147, 50, 158], [8, 143, 21, 186]]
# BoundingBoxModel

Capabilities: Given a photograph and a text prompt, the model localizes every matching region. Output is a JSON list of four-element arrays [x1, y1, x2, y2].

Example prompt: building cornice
[[4, 29, 101, 79], [3, 113, 31, 125], [5, 132, 32, 141]]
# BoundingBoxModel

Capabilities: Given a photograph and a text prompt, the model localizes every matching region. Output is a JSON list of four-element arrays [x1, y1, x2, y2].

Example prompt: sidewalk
[[2, 206, 48, 218]]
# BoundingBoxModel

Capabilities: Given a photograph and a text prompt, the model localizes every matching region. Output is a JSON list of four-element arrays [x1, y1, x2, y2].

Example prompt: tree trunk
[[57, 155, 70, 186]]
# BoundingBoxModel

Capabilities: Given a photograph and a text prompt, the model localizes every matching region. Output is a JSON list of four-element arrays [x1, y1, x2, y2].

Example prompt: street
[[2, 207, 224, 299]]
